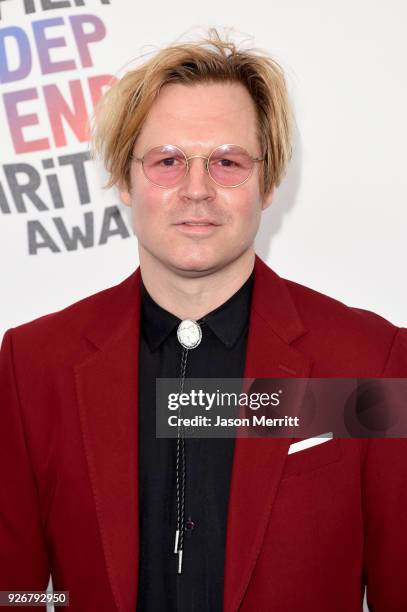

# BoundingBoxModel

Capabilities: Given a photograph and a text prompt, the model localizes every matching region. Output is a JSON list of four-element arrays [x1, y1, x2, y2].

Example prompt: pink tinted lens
[[143, 145, 186, 186], [209, 145, 253, 186]]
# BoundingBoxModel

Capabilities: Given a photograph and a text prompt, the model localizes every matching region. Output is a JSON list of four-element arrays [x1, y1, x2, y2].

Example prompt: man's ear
[[261, 186, 274, 210], [118, 179, 132, 207]]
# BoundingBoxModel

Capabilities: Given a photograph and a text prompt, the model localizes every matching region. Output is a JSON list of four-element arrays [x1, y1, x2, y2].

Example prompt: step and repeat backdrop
[[1, 0, 406, 340]]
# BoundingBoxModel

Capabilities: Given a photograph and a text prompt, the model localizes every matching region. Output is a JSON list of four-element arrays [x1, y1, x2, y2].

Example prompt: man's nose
[[179, 157, 215, 201]]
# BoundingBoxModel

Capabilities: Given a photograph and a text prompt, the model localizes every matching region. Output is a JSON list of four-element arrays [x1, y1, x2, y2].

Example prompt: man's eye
[[217, 158, 237, 167], [160, 157, 179, 166]]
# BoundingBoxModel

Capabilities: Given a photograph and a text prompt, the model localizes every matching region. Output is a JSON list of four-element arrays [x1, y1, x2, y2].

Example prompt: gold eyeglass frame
[[131, 143, 265, 189]]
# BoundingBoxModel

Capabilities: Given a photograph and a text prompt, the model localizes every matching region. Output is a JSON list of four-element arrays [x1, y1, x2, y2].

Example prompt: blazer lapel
[[223, 255, 313, 612], [74, 270, 142, 612]]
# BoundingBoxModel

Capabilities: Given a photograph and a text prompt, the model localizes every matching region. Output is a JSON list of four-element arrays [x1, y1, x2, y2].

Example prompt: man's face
[[119, 81, 272, 276]]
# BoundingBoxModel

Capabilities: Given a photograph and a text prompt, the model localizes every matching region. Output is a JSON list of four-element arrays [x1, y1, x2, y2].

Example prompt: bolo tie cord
[[174, 318, 205, 575], [174, 346, 188, 574]]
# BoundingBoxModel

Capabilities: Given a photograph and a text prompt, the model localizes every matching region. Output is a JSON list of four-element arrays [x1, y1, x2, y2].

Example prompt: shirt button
[[185, 518, 195, 531]]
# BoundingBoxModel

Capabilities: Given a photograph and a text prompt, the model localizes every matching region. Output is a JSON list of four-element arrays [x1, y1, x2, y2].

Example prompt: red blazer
[[1, 254, 406, 612]]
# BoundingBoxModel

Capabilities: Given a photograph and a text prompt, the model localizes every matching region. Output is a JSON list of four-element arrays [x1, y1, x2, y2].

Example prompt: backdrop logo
[[0, 0, 133, 255], [0, 1, 111, 20]]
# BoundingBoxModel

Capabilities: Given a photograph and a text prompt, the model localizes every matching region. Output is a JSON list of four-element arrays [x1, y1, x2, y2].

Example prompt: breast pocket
[[281, 438, 343, 479]]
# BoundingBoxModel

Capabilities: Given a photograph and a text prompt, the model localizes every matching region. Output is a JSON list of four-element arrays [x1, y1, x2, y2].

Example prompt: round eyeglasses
[[131, 144, 264, 188]]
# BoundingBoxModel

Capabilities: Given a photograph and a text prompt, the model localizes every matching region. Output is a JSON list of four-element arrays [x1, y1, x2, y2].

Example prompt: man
[[1, 29, 406, 612]]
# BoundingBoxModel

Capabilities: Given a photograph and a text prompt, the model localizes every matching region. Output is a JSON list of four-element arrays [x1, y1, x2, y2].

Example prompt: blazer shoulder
[[4, 270, 138, 359], [282, 276, 402, 374], [284, 277, 397, 333]]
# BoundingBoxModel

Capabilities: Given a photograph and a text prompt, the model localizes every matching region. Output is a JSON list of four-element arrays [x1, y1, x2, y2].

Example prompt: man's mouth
[[175, 220, 220, 234], [177, 218, 219, 226]]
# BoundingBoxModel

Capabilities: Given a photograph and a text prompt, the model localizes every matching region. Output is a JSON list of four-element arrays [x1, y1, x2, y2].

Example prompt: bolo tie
[[173, 316, 205, 575]]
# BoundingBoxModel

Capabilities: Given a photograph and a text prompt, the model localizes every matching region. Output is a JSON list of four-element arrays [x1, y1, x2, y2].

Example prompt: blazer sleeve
[[0, 329, 51, 602], [363, 327, 407, 611]]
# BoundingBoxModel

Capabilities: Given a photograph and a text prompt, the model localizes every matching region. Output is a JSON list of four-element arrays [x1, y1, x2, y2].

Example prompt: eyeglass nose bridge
[[184, 153, 210, 176]]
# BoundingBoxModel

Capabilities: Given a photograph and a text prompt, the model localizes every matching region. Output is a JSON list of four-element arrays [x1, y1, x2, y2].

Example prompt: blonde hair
[[90, 28, 293, 196]]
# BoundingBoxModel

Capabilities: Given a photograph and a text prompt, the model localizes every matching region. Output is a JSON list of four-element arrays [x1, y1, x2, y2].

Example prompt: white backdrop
[[1, 0, 406, 344], [1, 2, 405, 608]]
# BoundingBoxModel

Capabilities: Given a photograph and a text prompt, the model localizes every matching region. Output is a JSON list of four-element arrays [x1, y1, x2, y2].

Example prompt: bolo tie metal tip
[[177, 549, 183, 574], [174, 529, 180, 554]]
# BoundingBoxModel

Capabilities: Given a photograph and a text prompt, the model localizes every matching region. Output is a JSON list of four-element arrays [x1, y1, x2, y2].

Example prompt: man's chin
[[166, 253, 223, 277]]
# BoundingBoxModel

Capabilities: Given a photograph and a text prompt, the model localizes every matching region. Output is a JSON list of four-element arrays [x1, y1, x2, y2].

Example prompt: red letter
[[44, 80, 88, 147], [3, 88, 49, 153]]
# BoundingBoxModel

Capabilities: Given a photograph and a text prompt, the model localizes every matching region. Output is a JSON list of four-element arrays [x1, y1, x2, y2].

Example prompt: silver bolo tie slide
[[174, 318, 203, 575]]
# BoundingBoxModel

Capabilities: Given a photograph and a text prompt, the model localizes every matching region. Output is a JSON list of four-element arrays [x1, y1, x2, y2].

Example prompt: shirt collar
[[141, 271, 254, 352]]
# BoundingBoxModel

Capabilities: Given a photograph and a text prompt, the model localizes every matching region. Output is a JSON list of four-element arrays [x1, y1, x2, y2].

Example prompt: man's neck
[[139, 249, 255, 321]]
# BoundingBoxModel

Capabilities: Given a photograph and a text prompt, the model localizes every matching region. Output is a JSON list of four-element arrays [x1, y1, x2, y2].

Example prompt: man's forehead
[[151, 103, 252, 124], [155, 82, 255, 115], [137, 82, 258, 146]]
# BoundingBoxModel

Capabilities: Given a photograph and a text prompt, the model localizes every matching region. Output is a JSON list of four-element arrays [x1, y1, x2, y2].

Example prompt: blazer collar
[[83, 254, 306, 351], [75, 254, 312, 612]]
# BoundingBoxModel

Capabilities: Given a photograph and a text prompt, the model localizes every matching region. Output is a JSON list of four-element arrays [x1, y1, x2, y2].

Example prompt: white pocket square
[[288, 432, 333, 454]]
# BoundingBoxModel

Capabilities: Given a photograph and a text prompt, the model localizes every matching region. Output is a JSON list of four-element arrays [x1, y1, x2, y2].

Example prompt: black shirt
[[136, 270, 254, 611]]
